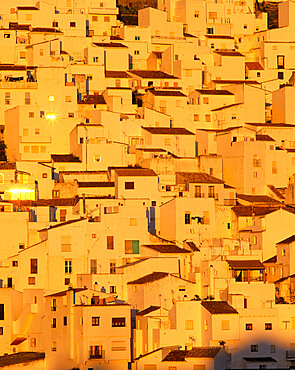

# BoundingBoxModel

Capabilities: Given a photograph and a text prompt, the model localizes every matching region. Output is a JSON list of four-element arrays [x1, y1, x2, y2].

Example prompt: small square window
[[35, 129, 40, 135], [68, 112, 74, 118], [12, 261, 18, 267], [134, 50, 140, 55], [42, 173, 47, 178], [130, 218, 137, 226], [251, 344, 258, 352], [65, 96, 71, 102], [92, 316, 100, 326], [246, 323, 253, 330], [52, 21, 58, 27], [48, 96, 55, 102], [125, 182, 134, 190], [28, 277, 35, 285], [265, 323, 272, 330], [65, 278, 70, 285], [29, 112, 34, 118], [104, 16, 110, 22], [278, 71, 284, 79], [70, 22, 76, 28]]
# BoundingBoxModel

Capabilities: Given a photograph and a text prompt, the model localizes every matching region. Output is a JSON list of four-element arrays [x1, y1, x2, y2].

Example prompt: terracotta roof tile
[[201, 301, 238, 314], [184, 241, 200, 251], [142, 244, 191, 253], [17, 6, 39, 10], [195, 89, 233, 95], [149, 90, 186, 97], [0, 352, 45, 367], [127, 272, 169, 285], [215, 50, 244, 57], [263, 255, 277, 263], [211, 102, 242, 111], [9, 23, 30, 30], [78, 182, 114, 188], [232, 205, 278, 217], [267, 185, 285, 200], [51, 154, 81, 163], [186, 347, 222, 358], [78, 95, 106, 105], [0, 162, 16, 170], [105, 71, 130, 78], [236, 194, 281, 204], [277, 235, 295, 245], [206, 35, 234, 39], [10, 198, 79, 207], [256, 134, 275, 141], [32, 27, 62, 33], [243, 357, 276, 362], [128, 70, 178, 79], [93, 42, 128, 48], [38, 218, 86, 232], [212, 80, 260, 84], [245, 62, 264, 70], [142, 127, 194, 135], [162, 350, 189, 362], [115, 168, 157, 177], [136, 306, 160, 316], [176, 172, 224, 185], [227, 259, 265, 270]]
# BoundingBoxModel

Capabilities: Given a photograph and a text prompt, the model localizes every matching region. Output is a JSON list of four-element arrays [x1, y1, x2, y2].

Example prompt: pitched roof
[[195, 89, 233, 95], [127, 272, 169, 285], [162, 347, 222, 361], [45, 288, 87, 297], [149, 90, 186, 97], [93, 42, 127, 48], [215, 50, 244, 57], [277, 235, 295, 245], [267, 185, 285, 200], [232, 205, 278, 217], [142, 127, 194, 135], [212, 79, 260, 84], [243, 357, 276, 362], [0, 64, 36, 71], [162, 350, 189, 362], [201, 301, 238, 314], [78, 182, 114, 188], [227, 259, 265, 270], [51, 154, 81, 163], [136, 306, 160, 316], [236, 194, 281, 205], [128, 70, 178, 79], [78, 95, 106, 105], [142, 244, 191, 253], [105, 71, 130, 78], [245, 62, 264, 70], [263, 255, 277, 264], [176, 172, 224, 185], [10, 337, 27, 345], [10, 198, 79, 207], [38, 218, 85, 232], [0, 352, 45, 367], [9, 23, 30, 31], [17, 6, 39, 10], [211, 102, 242, 111], [206, 35, 234, 39], [0, 162, 16, 170], [184, 241, 200, 252], [115, 168, 157, 177], [256, 134, 275, 141], [32, 27, 62, 33]]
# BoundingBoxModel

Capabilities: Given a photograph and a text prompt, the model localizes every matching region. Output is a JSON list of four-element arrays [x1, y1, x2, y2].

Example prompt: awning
[[10, 337, 27, 345]]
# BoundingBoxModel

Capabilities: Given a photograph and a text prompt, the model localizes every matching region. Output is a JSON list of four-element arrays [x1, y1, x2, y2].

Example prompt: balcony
[[208, 193, 219, 201], [224, 199, 236, 206], [88, 7, 118, 14], [286, 350, 295, 359], [89, 350, 105, 359], [0, 81, 37, 89]]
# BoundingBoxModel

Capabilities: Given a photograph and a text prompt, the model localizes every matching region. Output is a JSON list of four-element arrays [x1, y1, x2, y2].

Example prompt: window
[[61, 236, 71, 252], [144, 366, 156, 370], [207, 28, 213, 34], [12, 261, 18, 267], [244, 24, 247, 29], [0, 304, 4, 320], [125, 240, 139, 254], [52, 21, 58, 27], [246, 323, 253, 330], [107, 236, 114, 250], [19, 244, 25, 250], [23, 128, 29, 136], [110, 286, 116, 293], [52, 341, 57, 351], [20, 51, 26, 59], [65, 278, 70, 285], [277, 55, 285, 69], [70, 22, 76, 28], [125, 182, 134, 190], [176, 100, 181, 107], [257, 72, 261, 77], [42, 173, 47, 179], [0, 327, 3, 335], [205, 114, 211, 122], [203, 211, 210, 225], [48, 95, 55, 102], [272, 161, 278, 174], [130, 218, 137, 226], [135, 36, 140, 40], [265, 323, 272, 330], [31, 146, 39, 153], [203, 97, 209, 104], [65, 259, 72, 274], [221, 320, 230, 330], [195, 185, 202, 198], [253, 236, 257, 245], [60, 209, 67, 222], [25, 92, 31, 105], [87, 75, 93, 80], [92, 317, 100, 326], [208, 186, 215, 198], [31, 338, 36, 347], [110, 261, 116, 274], [134, 50, 140, 55], [244, 298, 247, 308], [251, 344, 258, 352], [194, 366, 206, 370], [112, 317, 126, 327], [52, 318, 56, 328], [278, 71, 284, 79], [164, 138, 171, 146], [65, 96, 71, 102], [5, 92, 10, 105], [68, 112, 74, 118], [35, 129, 40, 135], [28, 276, 35, 285], [52, 190, 60, 198], [29, 112, 34, 118], [194, 114, 199, 121], [185, 212, 191, 224], [90, 259, 97, 274], [92, 15, 98, 21], [270, 345, 276, 353], [30, 258, 38, 274], [185, 320, 194, 330]]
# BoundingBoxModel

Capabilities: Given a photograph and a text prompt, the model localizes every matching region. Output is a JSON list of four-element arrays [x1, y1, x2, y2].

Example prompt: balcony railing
[[208, 193, 219, 201], [224, 199, 236, 206], [194, 193, 205, 198], [0, 81, 38, 89], [286, 350, 295, 359], [89, 350, 105, 359]]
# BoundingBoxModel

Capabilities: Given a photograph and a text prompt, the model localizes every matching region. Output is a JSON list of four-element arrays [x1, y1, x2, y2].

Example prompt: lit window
[[48, 96, 55, 102]]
